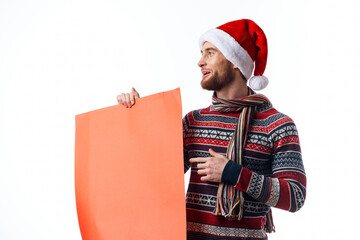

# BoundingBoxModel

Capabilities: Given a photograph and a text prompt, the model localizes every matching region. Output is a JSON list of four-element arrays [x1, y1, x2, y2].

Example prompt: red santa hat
[[199, 19, 269, 91]]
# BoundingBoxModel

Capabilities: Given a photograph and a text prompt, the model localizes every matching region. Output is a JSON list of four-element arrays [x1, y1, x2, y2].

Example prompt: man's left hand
[[189, 149, 229, 183]]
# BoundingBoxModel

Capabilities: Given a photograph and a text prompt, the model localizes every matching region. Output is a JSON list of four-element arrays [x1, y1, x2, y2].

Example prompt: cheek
[[208, 59, 220, 71], [216, 61, 230, 74]]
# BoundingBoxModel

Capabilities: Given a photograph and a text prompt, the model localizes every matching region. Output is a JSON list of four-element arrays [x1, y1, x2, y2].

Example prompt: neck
[[215, 71, 249, 99]]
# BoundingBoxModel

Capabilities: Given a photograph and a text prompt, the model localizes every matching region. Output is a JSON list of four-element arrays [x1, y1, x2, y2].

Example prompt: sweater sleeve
[[223, 118, 306, 212]]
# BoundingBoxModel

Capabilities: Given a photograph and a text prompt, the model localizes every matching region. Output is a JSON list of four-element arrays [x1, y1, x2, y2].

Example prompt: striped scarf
[[212, 89, 270, 222]]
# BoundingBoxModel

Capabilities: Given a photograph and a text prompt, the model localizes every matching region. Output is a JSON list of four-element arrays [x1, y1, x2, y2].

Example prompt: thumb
[[209, 148, 221, 157], [132, 87, 140, 99]]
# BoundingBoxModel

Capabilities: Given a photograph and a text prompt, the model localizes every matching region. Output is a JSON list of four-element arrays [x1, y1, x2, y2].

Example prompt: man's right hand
[[116, 87, 140, 108]]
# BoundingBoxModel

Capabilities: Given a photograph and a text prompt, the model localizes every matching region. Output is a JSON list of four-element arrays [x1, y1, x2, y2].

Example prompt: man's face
[[198, 42, 234, 91]]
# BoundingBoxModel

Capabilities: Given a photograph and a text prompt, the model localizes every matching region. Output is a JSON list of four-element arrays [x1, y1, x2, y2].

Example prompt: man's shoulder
[[183, 106, 210, 120], [253, 104, 297, 131], [254, 104, 285, 118]]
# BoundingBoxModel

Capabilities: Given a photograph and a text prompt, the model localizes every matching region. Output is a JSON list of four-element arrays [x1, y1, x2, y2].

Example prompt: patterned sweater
[[183, 100, 306, 240]]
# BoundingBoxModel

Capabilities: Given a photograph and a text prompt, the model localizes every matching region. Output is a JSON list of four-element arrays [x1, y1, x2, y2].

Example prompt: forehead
[[201, 41, 219, 52]]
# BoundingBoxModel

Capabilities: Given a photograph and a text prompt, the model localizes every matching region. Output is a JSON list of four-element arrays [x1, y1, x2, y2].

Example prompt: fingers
[[198, 169, 218, 183], [116, 93, 128, 107], [192, 160, 209, 180], [196, 162, 207, 170], [190, 150, 226, 183], [116, 93, 131, 108], [125, 93, 130, 106], [116, 94, 122, 104], [189, 157, 208, 163], [197, 169, 211, 182], [197, 169, 207, 176], [116, 87, 140, 108], [200, 176, 211, 182], [129, 92, 135, 105]]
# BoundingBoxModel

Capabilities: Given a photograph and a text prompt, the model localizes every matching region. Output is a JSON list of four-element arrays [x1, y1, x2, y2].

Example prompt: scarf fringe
[[265, 209, 275, 233]]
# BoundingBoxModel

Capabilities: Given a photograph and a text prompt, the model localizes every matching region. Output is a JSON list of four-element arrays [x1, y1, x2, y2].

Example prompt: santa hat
[[199, 19, 269, 91]]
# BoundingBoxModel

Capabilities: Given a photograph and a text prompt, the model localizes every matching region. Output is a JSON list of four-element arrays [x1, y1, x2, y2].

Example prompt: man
[[118, 19, 306, 240]]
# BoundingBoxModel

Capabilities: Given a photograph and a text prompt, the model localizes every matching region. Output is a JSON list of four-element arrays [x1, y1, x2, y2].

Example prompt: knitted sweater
[[183, 100, 306, 240]]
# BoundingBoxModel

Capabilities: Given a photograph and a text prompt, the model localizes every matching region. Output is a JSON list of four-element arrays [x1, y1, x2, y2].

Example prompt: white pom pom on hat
[[199, 19, 269, 91], [248, 75, 269, 91]]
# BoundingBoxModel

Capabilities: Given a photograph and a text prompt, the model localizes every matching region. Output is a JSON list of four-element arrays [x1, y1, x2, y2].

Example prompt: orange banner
[[75, 88, 186, 240]]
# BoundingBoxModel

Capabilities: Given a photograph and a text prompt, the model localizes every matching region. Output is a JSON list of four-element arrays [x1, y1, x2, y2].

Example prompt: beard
[[201, 64, 234, 91]]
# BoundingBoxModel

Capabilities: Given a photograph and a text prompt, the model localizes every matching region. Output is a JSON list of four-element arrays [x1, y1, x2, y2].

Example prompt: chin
[[201, 76, 213, 89], [200, 79, 213, 91], [201, 83, 219, 91], [201, 77, 221, 91]]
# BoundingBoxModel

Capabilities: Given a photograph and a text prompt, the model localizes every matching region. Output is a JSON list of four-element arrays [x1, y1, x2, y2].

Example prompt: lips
[[201, 70, 211, 78]]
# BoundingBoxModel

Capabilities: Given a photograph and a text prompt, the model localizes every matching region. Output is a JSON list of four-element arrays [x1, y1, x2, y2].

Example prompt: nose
[[198, 55, 206, 68]]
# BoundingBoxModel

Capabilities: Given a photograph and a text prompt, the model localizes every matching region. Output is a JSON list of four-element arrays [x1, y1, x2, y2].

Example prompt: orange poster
[[75, 88, 186, 240]]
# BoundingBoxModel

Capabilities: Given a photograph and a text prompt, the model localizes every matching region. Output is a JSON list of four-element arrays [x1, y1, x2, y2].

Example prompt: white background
[[1, 0, 359, 239]]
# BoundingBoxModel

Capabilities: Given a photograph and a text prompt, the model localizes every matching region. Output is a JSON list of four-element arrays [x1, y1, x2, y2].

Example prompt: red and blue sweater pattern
[[183, 102, 306, 240]]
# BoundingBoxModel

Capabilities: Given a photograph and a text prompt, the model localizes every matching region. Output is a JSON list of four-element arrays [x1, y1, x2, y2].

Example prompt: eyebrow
[[201, 47, 218, 54]]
